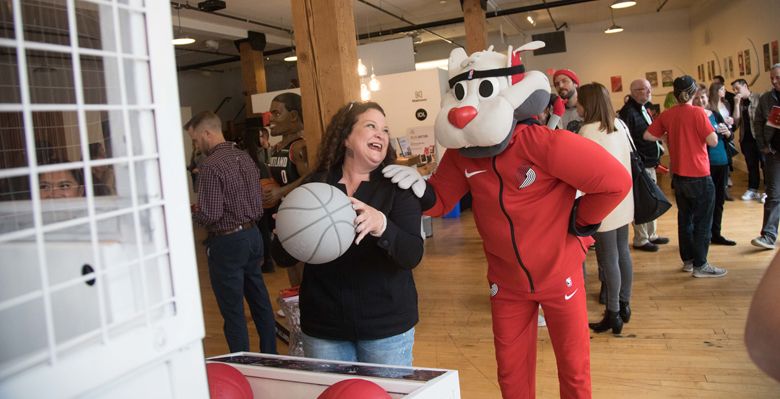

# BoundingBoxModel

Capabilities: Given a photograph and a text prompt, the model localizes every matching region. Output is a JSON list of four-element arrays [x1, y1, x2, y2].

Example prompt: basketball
[[260, 177, 280, 209], [317, 378, 391, 399], [205, 362, 253, 399], [275, 182, 356, 264]]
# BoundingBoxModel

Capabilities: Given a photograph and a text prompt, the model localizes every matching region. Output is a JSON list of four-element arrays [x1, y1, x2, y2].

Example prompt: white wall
[[689, 0, 780, 94], [177, 67, 245, 122]]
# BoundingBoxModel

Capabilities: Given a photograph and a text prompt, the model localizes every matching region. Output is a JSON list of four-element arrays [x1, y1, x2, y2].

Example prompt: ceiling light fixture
[[357, 58, 368, 77], [604, 8, 624, 34], [526, 15, 535, 26], [610, 0, 637, 9], [172, 6, 196, 46]]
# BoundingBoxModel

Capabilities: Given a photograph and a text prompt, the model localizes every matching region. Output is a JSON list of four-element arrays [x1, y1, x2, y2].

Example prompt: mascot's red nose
[[448, 106, 478, 129]]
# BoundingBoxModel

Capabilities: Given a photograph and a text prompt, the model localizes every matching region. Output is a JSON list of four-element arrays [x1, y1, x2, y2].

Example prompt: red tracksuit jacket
[[426, 123, 631, 293]]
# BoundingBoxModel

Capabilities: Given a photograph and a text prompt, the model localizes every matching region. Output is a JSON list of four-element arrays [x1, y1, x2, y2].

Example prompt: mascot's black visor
[[448, 64, 526, 88]]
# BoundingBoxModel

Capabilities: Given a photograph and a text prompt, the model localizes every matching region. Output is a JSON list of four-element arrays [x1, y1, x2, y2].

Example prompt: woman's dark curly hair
[[311, 101, 397, 176]]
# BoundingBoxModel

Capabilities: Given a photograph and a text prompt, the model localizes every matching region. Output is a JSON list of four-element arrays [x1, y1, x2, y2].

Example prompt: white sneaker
[[760, 193, 767, 204], [741, 190, 759, 201], [681, 261, 693, 273], [751, 236, 776, 250], [692, 263, 728, 278]]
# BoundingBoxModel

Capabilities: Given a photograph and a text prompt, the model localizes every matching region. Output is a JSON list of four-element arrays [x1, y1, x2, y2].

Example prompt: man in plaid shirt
[[187, 111, 276, 354]]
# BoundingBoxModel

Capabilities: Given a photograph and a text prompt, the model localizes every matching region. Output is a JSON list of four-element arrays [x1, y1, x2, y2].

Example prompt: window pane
[[129, 110, 157, 156], [124, 59, 151, 105], [81, 54, 121, 105], [0, 298, 48, 369], [133, 159, 161, 205], [27, 50, 75, 104], [21, 0, 70, 46], [75, 0, 108, 51], [0, 237, 41, 303], [0, 112, 27, 172], [118, 8, 148, 57], [0, 47, 21, 103], [0, 1, 15, 39]]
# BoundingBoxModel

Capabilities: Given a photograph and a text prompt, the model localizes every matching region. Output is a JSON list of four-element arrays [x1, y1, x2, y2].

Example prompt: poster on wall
[[728, 56, 734, 78], [710, 60, 717, 80], [745, 49, 752, 75], [610, 75, 623, 92], [738, 52, 745, 76], [723, 58, 729, 78], [647, 71, 659, 87], [772, 40, 779, 64], [764, 43, 771, 72], [706, 61, 712, 81], [696, 65, 702, 82], [661, 70, 673, 87]]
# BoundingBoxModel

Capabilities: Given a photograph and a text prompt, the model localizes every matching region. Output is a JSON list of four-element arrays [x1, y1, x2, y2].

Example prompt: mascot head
[[435, 41, 551, 158]]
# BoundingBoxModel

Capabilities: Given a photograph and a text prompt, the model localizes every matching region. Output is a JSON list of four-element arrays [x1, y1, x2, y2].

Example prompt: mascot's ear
[[507, 41, 546, 86], [448, 48, 469, 75]]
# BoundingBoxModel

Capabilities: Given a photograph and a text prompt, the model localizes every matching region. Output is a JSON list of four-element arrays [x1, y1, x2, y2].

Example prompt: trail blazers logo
[[517, 165, 536, 189]]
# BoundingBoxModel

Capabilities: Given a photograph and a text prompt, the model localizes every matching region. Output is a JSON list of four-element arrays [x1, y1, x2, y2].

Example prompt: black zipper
[[492, 156, 535, 292]]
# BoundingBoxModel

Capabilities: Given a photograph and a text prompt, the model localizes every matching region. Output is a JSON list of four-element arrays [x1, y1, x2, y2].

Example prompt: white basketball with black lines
[[275, 182, 357, 264]]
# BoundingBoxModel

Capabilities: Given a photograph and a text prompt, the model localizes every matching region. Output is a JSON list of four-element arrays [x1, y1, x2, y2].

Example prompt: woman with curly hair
[[272, 101, 424, 366]]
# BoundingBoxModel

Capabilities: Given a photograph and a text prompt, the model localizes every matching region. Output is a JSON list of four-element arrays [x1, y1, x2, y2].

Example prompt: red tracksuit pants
[[490, 270, 591, 398]]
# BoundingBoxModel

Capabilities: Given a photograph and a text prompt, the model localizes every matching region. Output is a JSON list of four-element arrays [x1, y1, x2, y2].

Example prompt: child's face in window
[[39, 170, 83, 199]]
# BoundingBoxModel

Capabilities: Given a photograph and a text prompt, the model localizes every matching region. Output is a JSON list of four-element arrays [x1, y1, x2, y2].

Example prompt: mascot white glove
[[382, 165, 426, 198]]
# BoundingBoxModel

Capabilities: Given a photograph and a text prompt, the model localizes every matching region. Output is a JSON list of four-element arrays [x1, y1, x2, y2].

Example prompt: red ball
[[317, 378, 390, 399], [206, 362, 253, 399]]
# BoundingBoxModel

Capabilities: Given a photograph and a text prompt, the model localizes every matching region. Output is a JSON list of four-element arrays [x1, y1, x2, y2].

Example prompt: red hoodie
[[426, 123, 631, 293]]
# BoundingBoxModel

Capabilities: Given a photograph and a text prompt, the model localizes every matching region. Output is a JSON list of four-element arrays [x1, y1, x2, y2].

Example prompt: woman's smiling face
[[344, 108, 390, 170]]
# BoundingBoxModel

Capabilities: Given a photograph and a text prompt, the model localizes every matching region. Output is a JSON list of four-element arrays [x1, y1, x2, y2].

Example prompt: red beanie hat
[[553, 69, 580, 86]]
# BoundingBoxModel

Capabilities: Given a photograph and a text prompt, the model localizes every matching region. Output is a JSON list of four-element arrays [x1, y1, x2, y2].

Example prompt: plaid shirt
[[193, 142, 263, 232]]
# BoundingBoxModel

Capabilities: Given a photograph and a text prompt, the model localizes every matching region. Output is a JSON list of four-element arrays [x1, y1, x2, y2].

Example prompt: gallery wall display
[[661, 70, 673, 87], [611, 75, 623, 92], [764, 43, 771, 72], [745, 49, 752, 75], [646, 71, 658, 87], [772, 40, 779, 65]]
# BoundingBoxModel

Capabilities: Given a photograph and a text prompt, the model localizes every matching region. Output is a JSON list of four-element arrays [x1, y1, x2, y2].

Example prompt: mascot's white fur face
[[435, 42, 551, 158]]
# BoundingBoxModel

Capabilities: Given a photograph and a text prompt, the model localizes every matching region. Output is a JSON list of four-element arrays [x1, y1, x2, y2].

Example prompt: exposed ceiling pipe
[[356, 0, 457, 45], [656, 0, 669, 12], [170, 1, 292, 34], [541, 0, 568, 31], [178, 0, 597, 71]]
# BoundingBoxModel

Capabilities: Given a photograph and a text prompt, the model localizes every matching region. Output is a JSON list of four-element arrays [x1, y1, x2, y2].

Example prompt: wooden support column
[[291, 0, 359, 167], [463, 0, 487, 55], [238, 40, 267, 116]]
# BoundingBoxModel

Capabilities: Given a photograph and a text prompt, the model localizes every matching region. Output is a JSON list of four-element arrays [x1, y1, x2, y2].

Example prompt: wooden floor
[[196, 169, 780, 398]]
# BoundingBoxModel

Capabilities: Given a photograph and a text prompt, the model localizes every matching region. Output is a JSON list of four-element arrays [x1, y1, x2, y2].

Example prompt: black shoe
[[650, 237, 670, 245], [619, 301, 631, 324], [261, 259, 275, 273], [711, 236, 737, 246], [633, 242, 659, 252], [589, 309, 623, 334]]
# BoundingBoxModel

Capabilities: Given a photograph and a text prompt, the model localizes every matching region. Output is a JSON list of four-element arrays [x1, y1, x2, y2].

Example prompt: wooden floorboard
[[196, 168, 780, 398]]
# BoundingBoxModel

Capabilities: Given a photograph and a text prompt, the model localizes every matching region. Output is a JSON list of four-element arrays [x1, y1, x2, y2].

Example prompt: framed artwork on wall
[[772, 40, 779, 64], [647, 71, 658, 87], [661, 70, 673, 87], [745, 49, 752, 75], [739, 52, 745, 76], [610, 75, 623, 92], [728, 56, 734, 78], [764, 43, 771, 72]]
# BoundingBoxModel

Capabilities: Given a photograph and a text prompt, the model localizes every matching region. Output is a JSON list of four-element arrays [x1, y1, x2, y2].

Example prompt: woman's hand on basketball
[[350, 197, 387, 245]]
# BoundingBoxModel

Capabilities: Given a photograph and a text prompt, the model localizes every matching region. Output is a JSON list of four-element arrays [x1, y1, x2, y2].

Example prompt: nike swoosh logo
[[465, 169, 486, 178], [564, 288, 578, 301]]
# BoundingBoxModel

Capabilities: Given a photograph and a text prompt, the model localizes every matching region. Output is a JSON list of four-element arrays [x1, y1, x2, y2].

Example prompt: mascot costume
[[384, 42, 631, 398]]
